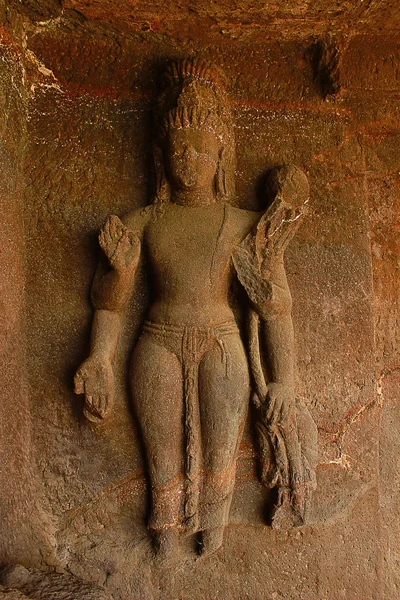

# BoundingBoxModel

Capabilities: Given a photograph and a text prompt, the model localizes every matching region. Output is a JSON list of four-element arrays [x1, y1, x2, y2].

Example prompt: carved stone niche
[[311, 34, 350, 100], [72, 57, 318, 563]]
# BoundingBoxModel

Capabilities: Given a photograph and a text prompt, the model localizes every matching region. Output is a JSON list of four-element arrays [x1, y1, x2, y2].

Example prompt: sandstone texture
[[0, 565, 113, 599], [0, 1, 399, 598]]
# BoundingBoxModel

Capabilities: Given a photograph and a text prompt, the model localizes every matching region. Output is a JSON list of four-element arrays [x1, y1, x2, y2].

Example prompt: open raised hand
[[74, 354, 115, 423], [99, 215, 140, 271]]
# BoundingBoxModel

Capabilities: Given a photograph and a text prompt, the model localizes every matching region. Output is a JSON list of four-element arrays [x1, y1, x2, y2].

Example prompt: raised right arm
[[74, 214, 141, 423]]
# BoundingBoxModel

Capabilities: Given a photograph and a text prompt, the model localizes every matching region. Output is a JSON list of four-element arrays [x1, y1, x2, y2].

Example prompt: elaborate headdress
[[152, 58, 235, 204], [156, 58, 231, 141]]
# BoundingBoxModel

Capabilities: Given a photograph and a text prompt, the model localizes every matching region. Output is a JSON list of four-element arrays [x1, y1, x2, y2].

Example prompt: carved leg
[[130, 334, 184, 560], [152, 528, 180, 566], [198, 334, 250, 556]]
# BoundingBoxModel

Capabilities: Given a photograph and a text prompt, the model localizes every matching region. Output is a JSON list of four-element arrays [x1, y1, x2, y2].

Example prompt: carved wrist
[[267, 381, 295, 397], [89, 349, 113, 363]]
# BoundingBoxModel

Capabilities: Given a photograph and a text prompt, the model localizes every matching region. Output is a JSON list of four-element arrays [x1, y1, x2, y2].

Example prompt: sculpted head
[[153, 58, 235, 203]]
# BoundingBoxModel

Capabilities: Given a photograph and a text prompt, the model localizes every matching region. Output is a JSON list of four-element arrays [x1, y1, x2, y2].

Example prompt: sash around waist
[[142, 319, 239, 339]]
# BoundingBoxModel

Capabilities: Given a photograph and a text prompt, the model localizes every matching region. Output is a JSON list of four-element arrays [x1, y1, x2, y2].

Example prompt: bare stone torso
[[138, 203, 260, 326]]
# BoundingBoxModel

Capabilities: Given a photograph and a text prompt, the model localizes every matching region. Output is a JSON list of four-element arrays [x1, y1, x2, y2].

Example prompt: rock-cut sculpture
[[74, 58, 318, 560]]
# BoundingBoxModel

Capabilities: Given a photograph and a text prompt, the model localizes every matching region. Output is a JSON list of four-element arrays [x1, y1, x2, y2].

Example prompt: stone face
[[0, 1, 399, 598]]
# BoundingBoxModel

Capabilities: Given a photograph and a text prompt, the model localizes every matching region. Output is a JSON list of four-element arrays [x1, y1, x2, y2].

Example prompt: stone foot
[[197, 527, 224, 557]]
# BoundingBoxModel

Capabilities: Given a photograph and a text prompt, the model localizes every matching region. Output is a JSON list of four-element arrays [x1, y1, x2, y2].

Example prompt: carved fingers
[[74, 356, 115, 423], [99, 215, 140, 271], [265, 382, 295, 425]]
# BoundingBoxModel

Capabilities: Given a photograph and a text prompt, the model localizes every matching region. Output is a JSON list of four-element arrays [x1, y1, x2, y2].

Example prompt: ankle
[[152, 528, 180, 564]]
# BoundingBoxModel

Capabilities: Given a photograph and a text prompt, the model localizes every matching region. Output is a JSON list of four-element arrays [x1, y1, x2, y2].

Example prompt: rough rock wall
[[0, 28, 38, 565], [365, 78, 400, 597], [0, 4, 399, 599]]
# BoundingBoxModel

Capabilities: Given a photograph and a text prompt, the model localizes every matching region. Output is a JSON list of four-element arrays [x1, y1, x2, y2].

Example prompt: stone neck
[[171, 187, 217, 207]]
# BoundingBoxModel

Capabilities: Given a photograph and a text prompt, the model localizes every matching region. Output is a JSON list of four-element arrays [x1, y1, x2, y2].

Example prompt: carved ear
[[215, 147, 227, 200], [153, 145, 170, 203]]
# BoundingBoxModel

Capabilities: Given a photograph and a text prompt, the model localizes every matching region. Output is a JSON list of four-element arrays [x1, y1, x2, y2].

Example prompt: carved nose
[[182, 144, 197, 159]]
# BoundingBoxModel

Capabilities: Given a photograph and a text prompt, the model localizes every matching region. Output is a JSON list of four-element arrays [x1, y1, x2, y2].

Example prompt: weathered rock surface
[[0, 0, 399, 598], [0, 566, 113, 600], [0, 586, 32, 600]]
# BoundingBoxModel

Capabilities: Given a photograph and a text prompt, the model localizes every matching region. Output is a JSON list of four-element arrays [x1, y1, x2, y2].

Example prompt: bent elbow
[[255, 285, 293, 320]]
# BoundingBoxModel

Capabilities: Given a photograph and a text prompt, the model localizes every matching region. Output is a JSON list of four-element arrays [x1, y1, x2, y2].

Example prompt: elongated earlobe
[[215, 147, 227, 200], [153, 146, 171, 203]]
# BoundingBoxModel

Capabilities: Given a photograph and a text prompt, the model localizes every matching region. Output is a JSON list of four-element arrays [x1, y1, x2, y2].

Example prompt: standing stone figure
[[74, 58, 317, 560]]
